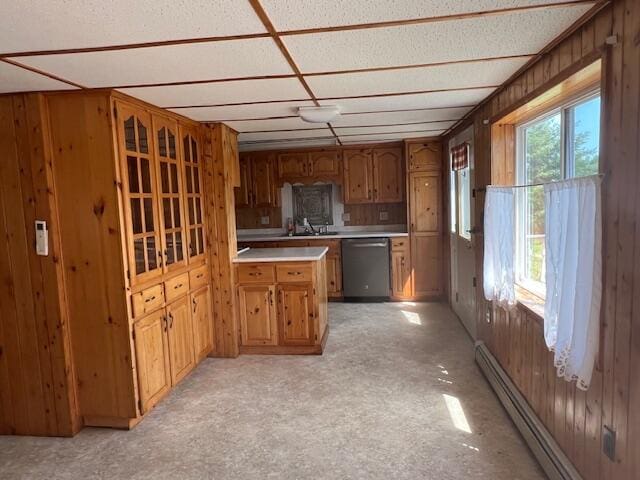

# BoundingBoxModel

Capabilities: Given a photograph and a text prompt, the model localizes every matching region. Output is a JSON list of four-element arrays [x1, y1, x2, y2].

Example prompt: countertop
[[233, 247, 329, 263], [237, 231, 408, 242]]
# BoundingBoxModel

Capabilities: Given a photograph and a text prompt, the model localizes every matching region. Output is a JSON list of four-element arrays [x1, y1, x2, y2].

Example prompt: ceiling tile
[[239, 138, 338, 152], [0, 61, 78, 93], [168, 101, 315, 122], [0, 0, 265, 53], [282, 5, 592, 73], [340, 131, 445, 143], [14, 38, 293, 87], [320, 88, 495, 114], [122, 78, 309, 109], [262, 0, 582, 31], [332, 107, 471, 126], [239, 128, 333, 142], [225, 117, 328, 132], [335, 122, 455, 136], [307, 56, 530, 98]]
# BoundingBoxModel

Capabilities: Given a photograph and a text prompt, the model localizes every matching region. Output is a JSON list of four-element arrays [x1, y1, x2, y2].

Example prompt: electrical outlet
[[260, 216, 270, 225], [603, 425, 616, 461], [342, 213, 350, 222], [379, 211, 389, 221]]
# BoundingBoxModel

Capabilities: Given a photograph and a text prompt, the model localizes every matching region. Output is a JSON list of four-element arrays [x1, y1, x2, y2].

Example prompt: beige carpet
[[0, 302, 545, 479]]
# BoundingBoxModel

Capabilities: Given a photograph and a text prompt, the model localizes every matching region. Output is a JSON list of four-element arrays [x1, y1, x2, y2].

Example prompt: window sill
[[515, 285, 545, 321]]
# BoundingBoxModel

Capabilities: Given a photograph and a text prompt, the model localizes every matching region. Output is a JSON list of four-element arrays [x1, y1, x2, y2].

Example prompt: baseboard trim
[[475, 341, 583, 480]]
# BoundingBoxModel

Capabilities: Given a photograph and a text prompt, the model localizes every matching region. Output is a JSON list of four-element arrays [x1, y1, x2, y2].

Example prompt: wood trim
[[237, 119, 461, 134], [112, 73, 297, 90], [0, 58, 86, 89], [338, 127, 446, 138], [278, 1, 599, 36]]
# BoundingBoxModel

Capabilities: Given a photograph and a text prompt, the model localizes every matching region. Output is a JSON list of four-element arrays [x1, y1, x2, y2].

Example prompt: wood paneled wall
[[343, 202, 406, 226], [0, 94, 79, 436], [446, 2, 640, 479]]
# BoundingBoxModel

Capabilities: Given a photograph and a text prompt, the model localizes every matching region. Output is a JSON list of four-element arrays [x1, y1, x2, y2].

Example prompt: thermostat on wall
[[35, 220, 48, 256]]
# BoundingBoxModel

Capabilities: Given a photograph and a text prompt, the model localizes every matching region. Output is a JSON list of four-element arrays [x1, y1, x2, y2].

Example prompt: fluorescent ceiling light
[[298, 106, 340, 123]]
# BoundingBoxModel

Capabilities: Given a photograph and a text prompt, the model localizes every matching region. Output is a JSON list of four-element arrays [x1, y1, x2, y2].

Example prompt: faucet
[[303, 218, 317, 235]]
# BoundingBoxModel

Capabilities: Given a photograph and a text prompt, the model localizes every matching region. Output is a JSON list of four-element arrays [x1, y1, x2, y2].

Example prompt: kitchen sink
[[283, 232, 338, 237]]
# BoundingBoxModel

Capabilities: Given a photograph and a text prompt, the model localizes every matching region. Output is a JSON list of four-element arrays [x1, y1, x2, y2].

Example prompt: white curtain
[[483, 187, 516, 308], [544, 175, 602, 391]]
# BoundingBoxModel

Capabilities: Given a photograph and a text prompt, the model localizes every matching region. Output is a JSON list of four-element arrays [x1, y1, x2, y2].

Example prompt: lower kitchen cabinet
[[133, 311, 172, 414], [238, 285, 278, 346], [167, 296, 196, 385], [278, 284, 315, 345], [325, 255, 342, 298], [411, 234, 442, 296], [191, 286, 213, 361]]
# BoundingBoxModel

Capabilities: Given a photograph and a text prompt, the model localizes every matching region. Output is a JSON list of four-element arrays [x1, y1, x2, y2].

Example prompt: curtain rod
[[485, 173, 605, 190]]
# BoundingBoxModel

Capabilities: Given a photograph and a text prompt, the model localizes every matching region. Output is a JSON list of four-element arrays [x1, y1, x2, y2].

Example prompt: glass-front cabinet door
[[180, 125, 206, 264], [153, 115, 187, 273], [116, 102, 163, 286]]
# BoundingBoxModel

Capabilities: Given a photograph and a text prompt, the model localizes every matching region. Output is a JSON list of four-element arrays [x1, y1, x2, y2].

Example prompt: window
[[457, 168, 471, 240], [516, 93, 601, 296]]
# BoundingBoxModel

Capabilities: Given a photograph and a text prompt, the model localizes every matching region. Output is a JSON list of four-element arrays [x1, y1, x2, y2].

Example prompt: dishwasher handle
[[349, 242, 388, 248]]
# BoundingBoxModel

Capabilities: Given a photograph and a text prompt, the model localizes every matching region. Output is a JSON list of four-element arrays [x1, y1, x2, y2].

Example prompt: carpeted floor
[[0, 302, 545, 479]]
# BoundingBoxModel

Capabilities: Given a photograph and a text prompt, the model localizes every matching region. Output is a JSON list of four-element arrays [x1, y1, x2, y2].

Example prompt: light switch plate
[[260, 216, 270, 225], [342, 213, 350, 221], [379, 211, 389, 221]]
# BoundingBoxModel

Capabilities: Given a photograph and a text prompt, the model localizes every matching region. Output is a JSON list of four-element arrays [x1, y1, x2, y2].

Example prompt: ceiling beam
[[0, 58, 86, 89]]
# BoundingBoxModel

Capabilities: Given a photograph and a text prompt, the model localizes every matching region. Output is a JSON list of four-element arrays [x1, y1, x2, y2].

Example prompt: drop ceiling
[[0, 0, 597, 150]]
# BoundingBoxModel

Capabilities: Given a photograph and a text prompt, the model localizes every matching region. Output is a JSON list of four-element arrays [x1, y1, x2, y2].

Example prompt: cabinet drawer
[[165, 272, 189, 302], [237, 264, 276, 283], [391, 238, 409, 252], [131, 284, 164, 318], [189, 265, 208, 290], [276, 264, 313, 283]]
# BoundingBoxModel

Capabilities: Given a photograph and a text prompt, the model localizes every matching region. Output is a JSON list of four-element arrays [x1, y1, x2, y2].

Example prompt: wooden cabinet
[[373, 147, 403, 203], [238, 285, 278, 346], [391, 238, 412, 299], [166, 296, 196, 385], [309, 150, 341, 176], [236, 152, 278, 208], [408, 141, 441, 171], [180, 124, 206, 262], [410, 172, 441, 233], [411, 235, 442, 296], [191, 286, 213, 361], [277, 150, 341, 182], [133, 311, 172, 414], [344, 147, 404, 204], [344, 149, 374, 204], [278, 284, 315, 345], [325, 255, 342, 298], [236, 259, 328, 354]]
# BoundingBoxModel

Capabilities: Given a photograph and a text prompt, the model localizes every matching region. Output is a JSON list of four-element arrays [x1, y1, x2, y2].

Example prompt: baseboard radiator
[[475, 341, 582, 480]]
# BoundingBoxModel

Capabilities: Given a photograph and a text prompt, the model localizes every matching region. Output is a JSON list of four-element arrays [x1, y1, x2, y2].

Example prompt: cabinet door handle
[[158, 251, 163, 267], [269, 289, 273, 306], [168, 313, 174, 329], [145, 295, 156, 303], [192, 298, 197, 313], [162, 315, 168, 332], [287, 271, 301, 276], [174, 283, 183, 289]]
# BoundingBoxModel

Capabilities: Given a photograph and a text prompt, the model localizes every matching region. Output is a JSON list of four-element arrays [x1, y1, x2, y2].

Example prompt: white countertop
[[233, 247, 329, 263], [238, 231, 408, 242]]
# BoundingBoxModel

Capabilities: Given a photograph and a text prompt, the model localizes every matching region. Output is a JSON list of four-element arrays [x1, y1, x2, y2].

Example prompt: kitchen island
[[233, 247, 329, 354]]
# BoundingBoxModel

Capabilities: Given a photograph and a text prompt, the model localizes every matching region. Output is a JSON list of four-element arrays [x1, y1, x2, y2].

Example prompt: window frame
[[515, 89, 601, 298]]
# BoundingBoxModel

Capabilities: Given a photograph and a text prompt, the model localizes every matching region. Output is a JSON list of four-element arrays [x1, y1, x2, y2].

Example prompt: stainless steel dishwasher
[[341, 238, 390, 301]]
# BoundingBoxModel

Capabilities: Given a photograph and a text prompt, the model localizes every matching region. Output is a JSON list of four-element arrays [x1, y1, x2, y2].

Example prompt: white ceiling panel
[[262, 0, 584, 31], [307, 56, 530, 98], [0, 1, 265, 54], [169, 101, 316, 122], [239, 128, 333, 142], [122, 78, 309, 109], [14, 38, 293, 87], [239, 138, 338, 152], [333, 107, 471, 127], [340, 131, 446, 143], [283, 5, 593, 73], [335, 122, 455, 135], [320, 88, 495, 114], [225, 117, 330, 132], [0, 61, 77, 93]]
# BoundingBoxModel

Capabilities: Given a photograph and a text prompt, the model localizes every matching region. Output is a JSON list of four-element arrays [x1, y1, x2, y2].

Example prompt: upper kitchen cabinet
[[277, 149, 341, 184], [344, 147, 404, 204], [180, 124, 206, 264], [235, 152, 279, 209], [407, 141, 442, 172], [372, 147, 403, 203]]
